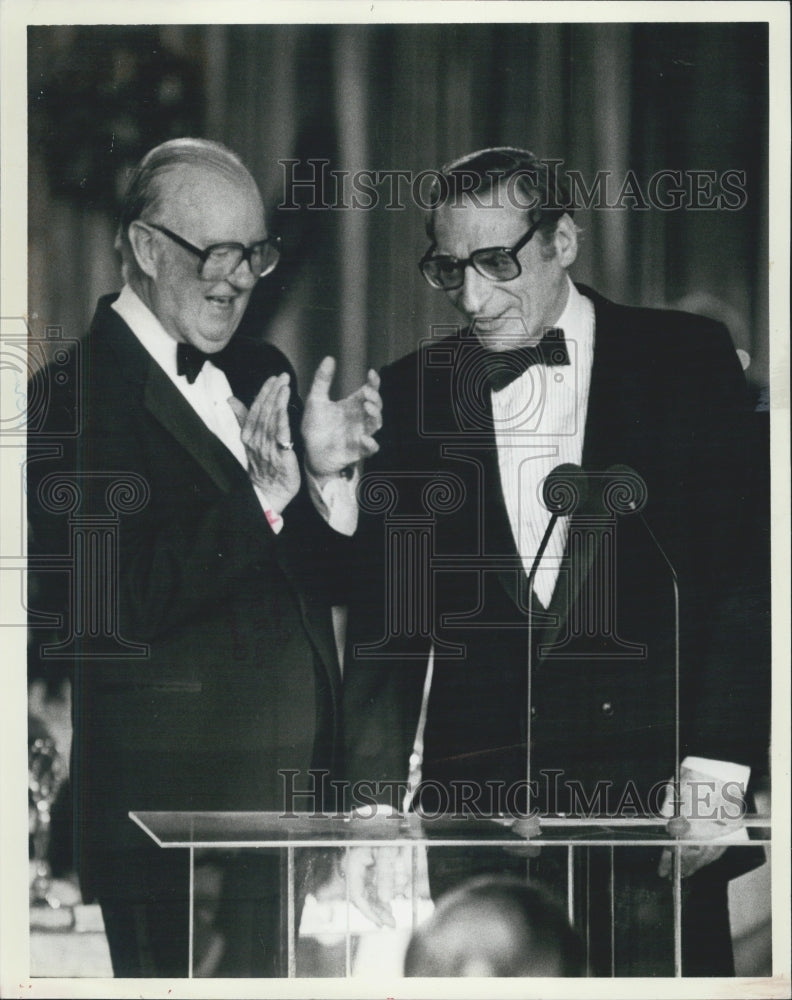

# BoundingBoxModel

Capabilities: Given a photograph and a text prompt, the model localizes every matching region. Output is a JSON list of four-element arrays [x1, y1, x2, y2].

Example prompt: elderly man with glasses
[[344, 147, 768, 976], [27, 137, 381, 976]]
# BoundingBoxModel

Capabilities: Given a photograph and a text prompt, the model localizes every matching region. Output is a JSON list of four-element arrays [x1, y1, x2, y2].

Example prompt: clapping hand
[[301, 357, 382, 480], [229, 372, 300, 514]]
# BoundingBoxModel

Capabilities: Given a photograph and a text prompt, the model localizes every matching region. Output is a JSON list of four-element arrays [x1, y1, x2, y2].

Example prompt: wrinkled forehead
[[432, 189, 529, 254]]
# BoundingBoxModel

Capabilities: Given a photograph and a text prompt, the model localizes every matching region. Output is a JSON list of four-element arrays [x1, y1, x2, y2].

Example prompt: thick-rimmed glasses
[[419, 219, 541, 291], [144, 222, 281, 281]]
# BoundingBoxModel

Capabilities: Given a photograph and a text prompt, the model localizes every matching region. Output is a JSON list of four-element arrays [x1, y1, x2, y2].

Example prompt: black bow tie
[[176, 342, 228, 384], [481, 328, 569, 392]]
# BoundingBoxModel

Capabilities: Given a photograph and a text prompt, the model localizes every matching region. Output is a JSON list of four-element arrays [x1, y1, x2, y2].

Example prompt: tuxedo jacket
[[28, 294, 345, 900], [344, 285, 769, 820]]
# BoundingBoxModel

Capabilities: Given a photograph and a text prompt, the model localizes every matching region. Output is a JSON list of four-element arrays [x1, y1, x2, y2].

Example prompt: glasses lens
[[422, 257, 463, 290], [250, 239, 281, 278], [202, 245, 244, 281], [471, 249, 520, 282], [201, 239, 281, 280]]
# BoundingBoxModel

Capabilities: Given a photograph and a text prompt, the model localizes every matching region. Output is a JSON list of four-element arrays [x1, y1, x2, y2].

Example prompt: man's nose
[[226, 258, 257, 288], [454, 265, 492, 316]]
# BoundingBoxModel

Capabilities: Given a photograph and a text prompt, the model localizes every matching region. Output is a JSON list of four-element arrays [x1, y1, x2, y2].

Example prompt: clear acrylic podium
[[129, 810, 771, 978]]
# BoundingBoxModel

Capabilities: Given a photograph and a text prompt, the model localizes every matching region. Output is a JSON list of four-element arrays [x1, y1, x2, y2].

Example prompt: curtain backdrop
[[28, 22, 769, 396]]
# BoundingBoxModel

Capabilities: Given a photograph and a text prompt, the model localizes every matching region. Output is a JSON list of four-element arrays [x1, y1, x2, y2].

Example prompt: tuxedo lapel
[[143, 362, 245, 494], [96, 295, 248, 494], [538, 488, 605, 654], [291, 580, 342, 696], [536, 287, 634, 653], [579, 287, 631, 472]]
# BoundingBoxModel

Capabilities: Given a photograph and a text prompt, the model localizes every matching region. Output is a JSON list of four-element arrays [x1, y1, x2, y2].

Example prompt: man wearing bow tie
[[344, 148, 768, 975], [27, 137, 381, 976]]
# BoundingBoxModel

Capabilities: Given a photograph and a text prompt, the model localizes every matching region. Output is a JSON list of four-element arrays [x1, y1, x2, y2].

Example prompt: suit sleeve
[[342, 360, 429, 796], [672, 321, 770, 777]]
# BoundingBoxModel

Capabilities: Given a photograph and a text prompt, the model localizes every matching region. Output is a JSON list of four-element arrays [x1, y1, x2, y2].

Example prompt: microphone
[[515, 463, 588, 839], [526, 463, 590, 595]]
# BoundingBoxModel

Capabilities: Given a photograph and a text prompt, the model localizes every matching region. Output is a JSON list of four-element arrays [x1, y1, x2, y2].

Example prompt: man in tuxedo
[[27, 137, 381, 976], [344, 147, 769, 975]]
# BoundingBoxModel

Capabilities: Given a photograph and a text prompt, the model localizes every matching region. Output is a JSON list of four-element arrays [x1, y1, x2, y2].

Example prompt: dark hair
[[424, 146, 575, 250], [115, 137, 256, 274], [404, 875, 587, 977]]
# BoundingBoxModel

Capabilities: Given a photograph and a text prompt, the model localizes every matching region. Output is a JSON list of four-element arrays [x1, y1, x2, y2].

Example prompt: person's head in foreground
[[404, 875, 587, 977]]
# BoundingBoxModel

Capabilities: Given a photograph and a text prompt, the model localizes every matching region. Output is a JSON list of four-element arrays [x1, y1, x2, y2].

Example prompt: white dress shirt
[[491, 277, 595, 609]]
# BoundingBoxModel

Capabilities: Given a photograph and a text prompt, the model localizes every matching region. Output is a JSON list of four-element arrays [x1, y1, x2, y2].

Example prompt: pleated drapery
[[28, 22, 769, 395]]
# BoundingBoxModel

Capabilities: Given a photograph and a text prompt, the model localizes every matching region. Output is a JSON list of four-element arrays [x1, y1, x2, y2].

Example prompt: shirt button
[[600, 700, 614, 716]]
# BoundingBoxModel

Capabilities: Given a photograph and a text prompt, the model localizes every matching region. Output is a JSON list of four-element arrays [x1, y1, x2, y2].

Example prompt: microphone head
[[541, 463, 588, 515], [604, 464, 648, 515]]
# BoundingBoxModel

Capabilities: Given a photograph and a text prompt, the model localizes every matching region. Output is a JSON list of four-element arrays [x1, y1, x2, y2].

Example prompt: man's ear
[[553, 213, 578, 269], [127, 221, 159, 279]]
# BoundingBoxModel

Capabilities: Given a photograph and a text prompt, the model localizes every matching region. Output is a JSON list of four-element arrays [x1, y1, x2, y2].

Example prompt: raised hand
[[229, 372, 300, 514], [301, 357, 382, 480]]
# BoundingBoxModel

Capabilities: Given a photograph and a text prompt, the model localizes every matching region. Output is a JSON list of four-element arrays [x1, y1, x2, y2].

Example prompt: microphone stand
[[607, 464, 687, 976], [513, 511, 560, 839], [634, 506, 686, 978], [513, 464, 587, 839]]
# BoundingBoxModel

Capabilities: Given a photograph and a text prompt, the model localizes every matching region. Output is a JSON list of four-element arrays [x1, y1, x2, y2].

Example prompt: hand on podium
[[657, 764, 747, 879], [343, 846, 399, 928]]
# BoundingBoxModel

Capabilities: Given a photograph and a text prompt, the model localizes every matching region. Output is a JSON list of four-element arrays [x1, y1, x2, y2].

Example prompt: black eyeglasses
[[144, 222, 281, 281], [419, 219, 542, 291]]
